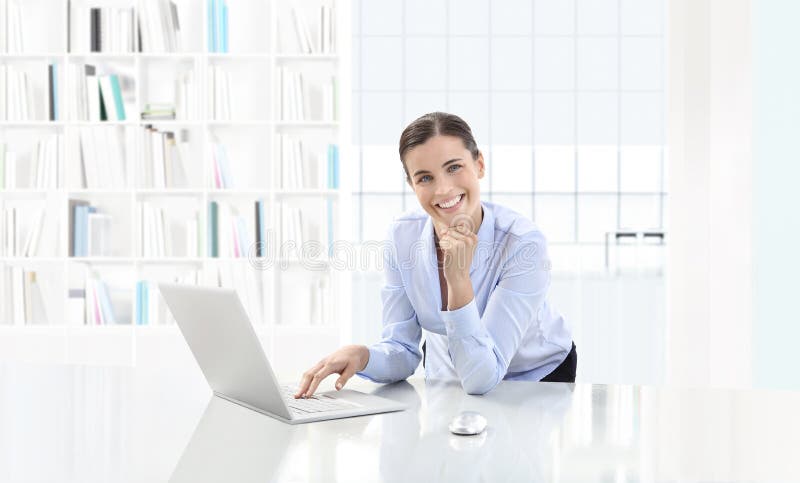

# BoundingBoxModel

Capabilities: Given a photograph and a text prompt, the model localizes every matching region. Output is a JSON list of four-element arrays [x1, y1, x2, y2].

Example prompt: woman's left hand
[[438, 223, 478, 285]]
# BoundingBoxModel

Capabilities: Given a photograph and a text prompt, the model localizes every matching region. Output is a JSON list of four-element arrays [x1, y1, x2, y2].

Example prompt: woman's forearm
[[447, 277, 475, 311]]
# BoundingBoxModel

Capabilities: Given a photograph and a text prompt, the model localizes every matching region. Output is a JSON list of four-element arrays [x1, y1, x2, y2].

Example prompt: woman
[[295, 112, 575, 397]]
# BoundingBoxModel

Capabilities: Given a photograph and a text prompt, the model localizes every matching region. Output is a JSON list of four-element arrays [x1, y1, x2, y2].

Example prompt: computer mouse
[[448, 411, 487, 435]]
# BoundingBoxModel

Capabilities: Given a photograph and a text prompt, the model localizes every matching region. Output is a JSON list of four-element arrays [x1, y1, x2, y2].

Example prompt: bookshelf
[[0, 0, 352, 375]]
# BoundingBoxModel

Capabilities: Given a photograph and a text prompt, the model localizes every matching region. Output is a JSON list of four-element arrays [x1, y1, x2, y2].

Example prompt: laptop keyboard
[[281, 386, 362, 415]]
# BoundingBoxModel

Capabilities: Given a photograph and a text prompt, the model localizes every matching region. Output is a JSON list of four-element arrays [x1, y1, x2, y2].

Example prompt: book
[[98, 75, 124, 121], [90, 8, 101, 52], [208, 201, 218, 257]]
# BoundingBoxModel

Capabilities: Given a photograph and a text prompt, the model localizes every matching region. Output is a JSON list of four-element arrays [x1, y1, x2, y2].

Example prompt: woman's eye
[[448, 164, 462, 173], [418, 175, 432, 183]]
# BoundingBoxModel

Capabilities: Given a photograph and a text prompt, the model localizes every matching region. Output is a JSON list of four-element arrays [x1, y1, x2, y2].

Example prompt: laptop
[[159, 283, 406, 424]]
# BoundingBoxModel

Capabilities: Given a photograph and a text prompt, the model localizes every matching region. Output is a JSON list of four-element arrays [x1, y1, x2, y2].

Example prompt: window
[[352, 0, 666, 270]]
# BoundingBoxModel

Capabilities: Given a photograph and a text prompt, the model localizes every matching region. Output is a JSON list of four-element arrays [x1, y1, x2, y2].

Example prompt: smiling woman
[[295, 112, 576, 398]]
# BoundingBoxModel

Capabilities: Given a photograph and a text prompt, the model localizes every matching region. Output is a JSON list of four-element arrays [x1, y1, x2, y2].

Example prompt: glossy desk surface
[[1, 363, 799, 483]]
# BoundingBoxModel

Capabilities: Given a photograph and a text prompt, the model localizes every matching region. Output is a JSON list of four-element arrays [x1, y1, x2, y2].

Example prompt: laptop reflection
[[170, 396, 295, 483]]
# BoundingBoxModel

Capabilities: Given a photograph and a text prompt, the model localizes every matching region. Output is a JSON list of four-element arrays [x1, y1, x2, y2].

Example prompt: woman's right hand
[[293, 344, 370, 398]]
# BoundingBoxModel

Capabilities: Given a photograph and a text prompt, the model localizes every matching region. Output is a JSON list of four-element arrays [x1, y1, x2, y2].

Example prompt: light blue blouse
[[356, 201, 573, 394]]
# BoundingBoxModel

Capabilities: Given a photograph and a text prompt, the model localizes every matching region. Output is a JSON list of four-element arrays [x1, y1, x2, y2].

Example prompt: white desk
[[1, 362, 799, 482]]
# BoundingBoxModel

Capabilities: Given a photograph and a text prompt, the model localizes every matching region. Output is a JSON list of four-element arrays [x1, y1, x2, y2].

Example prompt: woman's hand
[[438, 223, 478, 310], [438, 223, 478, 284], [294, 344, 370, 398]]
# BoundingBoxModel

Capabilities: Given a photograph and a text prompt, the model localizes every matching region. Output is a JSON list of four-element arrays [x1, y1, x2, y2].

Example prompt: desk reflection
[[376, 380, 574, 483], [169, 396, 295, 483]]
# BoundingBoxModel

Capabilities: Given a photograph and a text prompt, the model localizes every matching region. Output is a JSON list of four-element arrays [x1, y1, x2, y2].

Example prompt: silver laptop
[[159, 283, 406, 424]]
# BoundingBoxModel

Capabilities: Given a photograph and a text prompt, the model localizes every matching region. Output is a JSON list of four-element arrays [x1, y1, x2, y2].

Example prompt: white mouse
[[448, 411, 488, 435]]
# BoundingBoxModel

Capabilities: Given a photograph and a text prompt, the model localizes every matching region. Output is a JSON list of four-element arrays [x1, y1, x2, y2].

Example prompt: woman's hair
[[398, 112, 480, 181]]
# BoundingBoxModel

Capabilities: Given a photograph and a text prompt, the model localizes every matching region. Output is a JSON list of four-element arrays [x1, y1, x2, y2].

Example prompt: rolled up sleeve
[[441, 232, 550, 395], [356, 232, 422, 383]]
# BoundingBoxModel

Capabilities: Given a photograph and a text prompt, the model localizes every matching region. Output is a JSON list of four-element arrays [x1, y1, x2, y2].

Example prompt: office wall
[[667, 0, 753, 388], [752, 0, 800, 390], [669, 0, 800, 390]]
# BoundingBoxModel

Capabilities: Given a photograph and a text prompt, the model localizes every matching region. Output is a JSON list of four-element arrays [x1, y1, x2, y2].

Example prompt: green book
[[109, 75, 126, 121]]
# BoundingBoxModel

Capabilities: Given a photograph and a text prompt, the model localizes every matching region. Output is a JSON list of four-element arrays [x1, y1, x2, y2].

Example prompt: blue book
[[221, 2, 229, 53], [135, 281, 142, 325], [208, 201, 219, 257], [215, 0, 225, 52], [327, 145, 339, 189], [75, 205, 89, 257], [257, 199, 266, 257], [215, 144, 233, 188], [208, 0, 216, 52], [333, 145, 339, 189], [142, 282, 149, 325]]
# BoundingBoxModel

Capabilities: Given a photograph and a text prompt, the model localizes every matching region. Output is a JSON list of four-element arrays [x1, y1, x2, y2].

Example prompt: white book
[[84, 275, 94, 325], [147, 282, 158, 324], [221, 70, 232, 120], [175, 134, 191, 187], [186, 216, 197, 257], [294, 138, 305, 188], [27, 275, 47, 325], [67, 291, 85, 327], [3, 207, 15, 256], [317, 6, 328, 54], [138, 1, 152, 52], [160, 0, 176, 52], [87, 212, 112, 257], [56, 133, 65, 188], [291, 7, 311, 54], [98, 76, 118, 120], [295, 72, 306, 120], [0, 0, 7, 53], [24, 71, 34, 120], [6, 151, 15, 189], [79, 128, 98, 188], [0, 65, 6, 121], [8, 0, 22, 53], [141, 127, 153, 187], [108, 128, 126, 188], [159, 207, 169, 257], [11, 266, 24, 325], [22, 208, 44, 257], [278, 67, 285, 120], [140, 202, 148, 256], [86, 74, 101, 121], [153, 131, 166, 188], [94, 127, 113, 186], [8, 69, 20, 120]]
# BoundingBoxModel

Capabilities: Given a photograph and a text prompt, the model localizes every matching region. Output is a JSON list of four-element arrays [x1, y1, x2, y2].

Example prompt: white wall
[[752, 0, 800, 390], [667, 0, 753, 388]]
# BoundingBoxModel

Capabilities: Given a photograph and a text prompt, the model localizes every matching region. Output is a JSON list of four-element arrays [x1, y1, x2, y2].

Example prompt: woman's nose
[[434, 180, 453, 195]]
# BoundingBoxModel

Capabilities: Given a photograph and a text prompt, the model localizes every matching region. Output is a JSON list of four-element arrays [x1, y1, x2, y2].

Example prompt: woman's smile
[[435, 193, 465, 212]]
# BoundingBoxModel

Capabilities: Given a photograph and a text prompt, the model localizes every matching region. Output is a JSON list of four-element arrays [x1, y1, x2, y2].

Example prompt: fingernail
[[336, 382, 342, 390]]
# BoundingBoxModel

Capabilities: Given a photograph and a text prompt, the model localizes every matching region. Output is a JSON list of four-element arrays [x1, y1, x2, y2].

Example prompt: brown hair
[[398, 112, 481, 181]]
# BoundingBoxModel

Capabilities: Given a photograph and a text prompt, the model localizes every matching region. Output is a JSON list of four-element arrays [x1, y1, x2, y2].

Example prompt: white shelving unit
[[0, 0, 352, 374]]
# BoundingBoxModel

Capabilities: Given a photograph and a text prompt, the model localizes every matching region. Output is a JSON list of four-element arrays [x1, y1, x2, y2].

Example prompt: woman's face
[[404, 135, 485, 232]]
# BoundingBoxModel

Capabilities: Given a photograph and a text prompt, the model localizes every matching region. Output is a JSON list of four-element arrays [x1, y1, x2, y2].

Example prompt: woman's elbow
[[461, 369, 502, 395]]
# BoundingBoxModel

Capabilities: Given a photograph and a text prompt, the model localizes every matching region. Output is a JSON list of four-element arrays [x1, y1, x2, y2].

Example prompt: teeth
[[438, 194, 462, 209]]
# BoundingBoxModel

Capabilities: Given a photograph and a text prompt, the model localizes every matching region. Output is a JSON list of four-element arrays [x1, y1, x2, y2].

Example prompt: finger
[[444, 230, 469, 244], [335, 365, 357, 391], [305, 365, 337, 397], [295, 361, 324, 398]]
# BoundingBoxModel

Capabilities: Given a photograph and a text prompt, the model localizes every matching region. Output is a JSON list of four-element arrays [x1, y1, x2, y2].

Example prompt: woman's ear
[[476, 152, 486, 179]]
